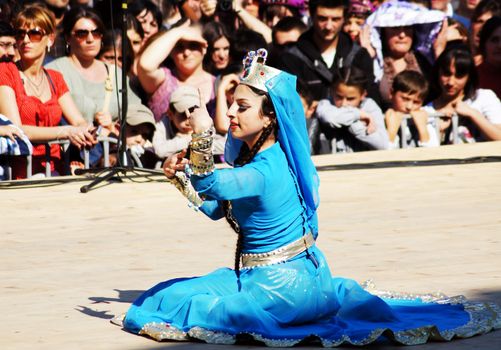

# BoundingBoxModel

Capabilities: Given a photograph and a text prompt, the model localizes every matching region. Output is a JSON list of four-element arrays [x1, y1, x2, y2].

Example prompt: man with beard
[[0, 21, 16, 62], [279, 0, 376, 102]]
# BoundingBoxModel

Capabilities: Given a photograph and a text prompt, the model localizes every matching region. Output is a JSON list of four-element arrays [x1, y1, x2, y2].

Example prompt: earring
[[47, 45, 51, 53]]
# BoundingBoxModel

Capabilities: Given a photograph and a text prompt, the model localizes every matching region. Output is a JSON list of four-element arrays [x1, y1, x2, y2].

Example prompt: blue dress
[[122, 142, 500, 346]]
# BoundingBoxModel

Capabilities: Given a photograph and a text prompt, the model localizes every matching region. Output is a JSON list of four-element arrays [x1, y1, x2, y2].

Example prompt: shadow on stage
[[470, 288, 501, 304], [74, 289, 144, 320]]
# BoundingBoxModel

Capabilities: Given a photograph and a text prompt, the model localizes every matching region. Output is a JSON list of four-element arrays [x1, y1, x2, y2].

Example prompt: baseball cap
[[126, 104, 156, 130], [169, 85, 201, 114]]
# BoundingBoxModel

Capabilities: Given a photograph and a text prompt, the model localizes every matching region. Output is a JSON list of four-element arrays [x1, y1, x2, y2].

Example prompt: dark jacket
[[279, 29, 377, 102]]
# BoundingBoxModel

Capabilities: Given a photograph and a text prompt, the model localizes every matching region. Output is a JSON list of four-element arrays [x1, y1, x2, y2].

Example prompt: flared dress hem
[[115, 282, 501, 347]]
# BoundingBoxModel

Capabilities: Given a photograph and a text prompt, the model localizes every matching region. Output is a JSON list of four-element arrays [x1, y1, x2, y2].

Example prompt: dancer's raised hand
[[187, 89, 213, 134]]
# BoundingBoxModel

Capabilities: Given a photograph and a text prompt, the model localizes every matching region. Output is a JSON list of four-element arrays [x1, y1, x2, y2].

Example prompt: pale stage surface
[[1, 142, 500, 350]]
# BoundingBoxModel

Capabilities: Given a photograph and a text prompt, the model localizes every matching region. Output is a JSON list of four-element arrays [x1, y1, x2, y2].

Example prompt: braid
[[223, 118, 277, 279]]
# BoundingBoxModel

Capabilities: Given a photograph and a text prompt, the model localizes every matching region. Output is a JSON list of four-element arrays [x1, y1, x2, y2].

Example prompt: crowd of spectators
[[0, 0, 500, 180]]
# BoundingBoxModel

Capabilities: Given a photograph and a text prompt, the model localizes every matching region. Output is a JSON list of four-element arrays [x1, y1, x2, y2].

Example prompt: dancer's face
[[227, 84, 272, 148]]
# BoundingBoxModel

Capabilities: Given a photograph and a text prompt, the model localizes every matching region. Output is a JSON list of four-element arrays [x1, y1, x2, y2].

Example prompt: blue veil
[[224, 71, 320, 236]]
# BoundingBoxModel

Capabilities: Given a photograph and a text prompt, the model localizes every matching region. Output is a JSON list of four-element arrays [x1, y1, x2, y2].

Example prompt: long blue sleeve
[[191, 165, 266, 201], [189, 143, 308, 253], [198, 199, 224, 220]]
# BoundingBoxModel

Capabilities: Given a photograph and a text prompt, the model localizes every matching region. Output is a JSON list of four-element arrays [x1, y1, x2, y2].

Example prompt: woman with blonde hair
[[0, 4, 95, 179]]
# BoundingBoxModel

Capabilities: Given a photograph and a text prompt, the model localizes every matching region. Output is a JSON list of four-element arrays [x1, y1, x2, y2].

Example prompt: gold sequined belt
[[241, 232, 315, 269]]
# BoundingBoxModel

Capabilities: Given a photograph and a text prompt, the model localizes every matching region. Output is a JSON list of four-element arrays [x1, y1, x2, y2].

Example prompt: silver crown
[[240, 48, 281, 92]]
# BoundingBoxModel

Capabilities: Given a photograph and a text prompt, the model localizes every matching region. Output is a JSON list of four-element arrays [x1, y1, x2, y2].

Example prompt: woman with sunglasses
[[46, 6, 144, 136], [0, 4, 95, 179]]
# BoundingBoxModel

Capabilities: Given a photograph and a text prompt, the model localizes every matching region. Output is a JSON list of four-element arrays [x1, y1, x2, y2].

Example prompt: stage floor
[[1, 142, 500, 350]]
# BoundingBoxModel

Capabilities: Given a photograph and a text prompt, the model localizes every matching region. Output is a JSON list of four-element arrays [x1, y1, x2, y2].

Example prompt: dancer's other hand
[[163, 149, 189, 179]]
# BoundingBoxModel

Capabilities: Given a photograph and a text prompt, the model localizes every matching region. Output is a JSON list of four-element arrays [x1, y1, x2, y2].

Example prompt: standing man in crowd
[[0, 21, 16, 62], [279, 0, 375, 101]]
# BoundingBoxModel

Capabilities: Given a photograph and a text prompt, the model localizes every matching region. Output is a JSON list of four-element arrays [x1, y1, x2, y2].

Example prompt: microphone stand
[[76, 0, 163, 193]]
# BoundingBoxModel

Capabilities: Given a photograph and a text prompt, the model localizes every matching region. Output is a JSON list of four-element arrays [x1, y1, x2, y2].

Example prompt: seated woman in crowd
[[316, 66, 389, 153], [365, 1, 447, 107], [260, 0, 305, 28], [469, 0, 501, 65], [137, 23, 216, 122], [46, 6, 145, 135], [477, 16, 501, 98], [129, 0, 162, 41], [425, 45, 501, 143], [98, 29, 132, 73], [202, 21, 233, 77], [0, 4, 95, 179]]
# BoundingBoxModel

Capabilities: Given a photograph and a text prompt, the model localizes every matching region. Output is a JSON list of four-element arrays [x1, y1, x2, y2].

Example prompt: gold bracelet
[[190, 127, 215, 176]]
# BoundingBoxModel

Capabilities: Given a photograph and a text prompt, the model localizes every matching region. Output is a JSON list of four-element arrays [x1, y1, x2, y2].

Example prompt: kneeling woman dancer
[[120, 49, 500, 346]]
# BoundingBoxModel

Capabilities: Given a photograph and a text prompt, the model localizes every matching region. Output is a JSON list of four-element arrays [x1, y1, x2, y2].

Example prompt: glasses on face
[[174, 41, 203, 52], [15, 28, 45, 43], [0, 41, 16, 50], [72, 29, 103, 41]]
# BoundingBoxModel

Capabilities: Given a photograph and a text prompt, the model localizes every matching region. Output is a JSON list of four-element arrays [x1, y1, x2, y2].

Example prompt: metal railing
[[398, 113, 459, 149], [3, 136, 118, 180]]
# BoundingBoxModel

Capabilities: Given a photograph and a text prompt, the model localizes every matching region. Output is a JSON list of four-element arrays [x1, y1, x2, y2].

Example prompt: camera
[[218, 0, 233, 11]]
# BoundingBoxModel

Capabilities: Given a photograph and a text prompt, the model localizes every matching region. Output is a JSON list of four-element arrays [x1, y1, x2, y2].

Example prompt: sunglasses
[[15, 28, 45, 43], [174, 41, 204, 52], [72, 29, 103, 40]]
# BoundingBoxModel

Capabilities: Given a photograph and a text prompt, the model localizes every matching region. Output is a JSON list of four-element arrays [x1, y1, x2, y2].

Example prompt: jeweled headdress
[[240, 49, 281, 92]]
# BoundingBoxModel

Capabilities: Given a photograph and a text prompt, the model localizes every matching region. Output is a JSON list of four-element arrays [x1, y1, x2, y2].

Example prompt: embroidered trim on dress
[[136, 288, 501, 347]]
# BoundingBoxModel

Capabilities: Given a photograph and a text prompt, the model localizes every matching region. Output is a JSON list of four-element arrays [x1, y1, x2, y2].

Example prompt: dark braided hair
[[223, 87, 277, 280]]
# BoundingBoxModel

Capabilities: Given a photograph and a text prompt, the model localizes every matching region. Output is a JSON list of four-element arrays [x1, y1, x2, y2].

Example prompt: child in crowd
[[152, 86, 225, 162], [343, 0, 375, 43], [124, 104, 157, 168], [296, 79, 324, 155], [152, 86, 196, 161], [316, 66, 389, 153], [385, 70, 440, 148]]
